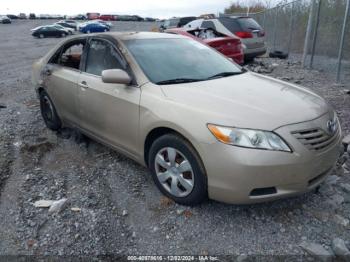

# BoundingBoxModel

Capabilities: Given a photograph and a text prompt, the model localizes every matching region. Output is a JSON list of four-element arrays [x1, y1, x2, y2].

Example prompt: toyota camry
[[32, 32, 343, 205]]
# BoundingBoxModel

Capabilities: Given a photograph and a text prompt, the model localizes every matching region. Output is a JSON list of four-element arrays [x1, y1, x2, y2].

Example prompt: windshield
[[124, 38, 242, 84]]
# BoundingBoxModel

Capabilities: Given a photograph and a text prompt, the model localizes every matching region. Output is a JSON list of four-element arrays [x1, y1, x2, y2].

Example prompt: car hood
[[159, 72, 330, 130]]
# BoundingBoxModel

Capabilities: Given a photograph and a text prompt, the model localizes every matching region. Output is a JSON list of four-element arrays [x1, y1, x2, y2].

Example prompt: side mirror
[[102, 69, 131, 85]]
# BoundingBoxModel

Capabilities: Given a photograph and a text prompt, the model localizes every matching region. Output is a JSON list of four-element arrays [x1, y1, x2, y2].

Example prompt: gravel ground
[[0, 20, 350, 260]]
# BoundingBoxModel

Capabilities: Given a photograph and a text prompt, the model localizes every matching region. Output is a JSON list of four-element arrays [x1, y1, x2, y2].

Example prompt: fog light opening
[[250, 187, 277, 197]]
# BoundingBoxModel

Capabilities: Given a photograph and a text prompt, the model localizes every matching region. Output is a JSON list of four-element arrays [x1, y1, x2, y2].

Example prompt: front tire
[[148, 134, 207, 206], [40, 90, 62, 131], [39, 34, 44, 39]]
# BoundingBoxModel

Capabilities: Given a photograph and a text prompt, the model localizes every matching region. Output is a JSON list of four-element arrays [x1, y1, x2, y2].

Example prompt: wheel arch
[[143, 126, 206, 175]]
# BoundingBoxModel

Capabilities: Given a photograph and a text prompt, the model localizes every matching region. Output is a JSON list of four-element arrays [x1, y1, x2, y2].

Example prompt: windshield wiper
[[156, 78, 202, 85], [206, 71, 244, 80]]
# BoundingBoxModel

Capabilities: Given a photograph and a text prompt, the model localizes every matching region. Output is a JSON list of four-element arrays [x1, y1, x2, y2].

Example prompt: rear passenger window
[[85, 39, 125, 76], [218, 18, 241, 33]]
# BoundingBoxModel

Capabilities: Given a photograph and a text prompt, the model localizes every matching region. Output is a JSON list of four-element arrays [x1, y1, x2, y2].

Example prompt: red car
[[99, 14, 116, 21], [87, 13, 100, 20], [166, 28, 244, 65]]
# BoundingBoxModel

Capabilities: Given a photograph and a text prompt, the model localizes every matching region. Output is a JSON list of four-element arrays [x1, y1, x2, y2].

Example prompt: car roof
[[68, 32, 185, 41]]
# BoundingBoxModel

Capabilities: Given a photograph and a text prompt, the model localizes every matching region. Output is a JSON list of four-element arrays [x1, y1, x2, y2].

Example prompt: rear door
[[43, 38, 86, 125], [77, 37, 141, 155]]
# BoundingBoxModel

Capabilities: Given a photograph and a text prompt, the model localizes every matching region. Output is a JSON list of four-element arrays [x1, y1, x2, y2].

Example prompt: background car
[[87, 12, 100, 20], [6, 14, 18, 19], [166, 28, 244, 65], [52, 24, 74, 35], [131, 15, 144, 21], [31, 26, 68, 38], [145, 17, 156, 22], [99, 14, 116, 21], [185, 16, 266, 61], [19, 13, 27, 19], [29, 13, 36, 19], [117, 15, 135, 21], [160, 16, 197, 31], [70, 14, 87, 20], [56, 20, 78, 30], [79, 23, 110, 33], [0, 16, 12, 24], [92, 19, 113, 28]]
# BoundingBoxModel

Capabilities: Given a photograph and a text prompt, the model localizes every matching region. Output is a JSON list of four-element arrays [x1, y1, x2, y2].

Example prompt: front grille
[[292, 127, 339, 151]]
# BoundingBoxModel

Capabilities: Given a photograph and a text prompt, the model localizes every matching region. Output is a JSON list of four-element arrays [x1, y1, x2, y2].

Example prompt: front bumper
[[199, 115, 343, 204]]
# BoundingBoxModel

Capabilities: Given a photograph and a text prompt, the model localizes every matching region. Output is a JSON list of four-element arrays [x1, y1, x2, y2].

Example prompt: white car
[[185, 17, 267, 61], [53, 24, 74, 34]]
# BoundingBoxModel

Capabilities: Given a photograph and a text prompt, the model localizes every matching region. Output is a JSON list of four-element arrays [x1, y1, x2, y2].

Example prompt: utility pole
[[302, 0, 317, 68], [336, 0, 350, 82]]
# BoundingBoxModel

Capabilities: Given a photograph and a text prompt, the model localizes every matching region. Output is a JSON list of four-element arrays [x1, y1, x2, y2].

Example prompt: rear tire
[[40, 90, 62, 131], [269, 50, 288, 59], [148, 134, 207, 206]]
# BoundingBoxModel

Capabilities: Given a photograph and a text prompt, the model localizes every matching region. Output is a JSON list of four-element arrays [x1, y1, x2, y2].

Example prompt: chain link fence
[[230, 0, 350, 83]]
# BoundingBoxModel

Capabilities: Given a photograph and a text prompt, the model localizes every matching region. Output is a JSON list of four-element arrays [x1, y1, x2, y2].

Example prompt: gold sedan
[[32, 32, 343, 205]]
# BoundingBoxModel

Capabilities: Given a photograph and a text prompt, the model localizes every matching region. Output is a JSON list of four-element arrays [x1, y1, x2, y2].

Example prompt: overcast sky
[[1, 0, 238, 18]]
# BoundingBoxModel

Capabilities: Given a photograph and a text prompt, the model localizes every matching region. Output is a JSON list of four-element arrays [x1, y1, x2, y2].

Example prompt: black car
[[160, 16, 197, 31], [0, 16, 12, 24], [29, 13, 36, 19], [145, 17, 156, 22], [32, 26, 68, 38], [6, 14, 18, 19], [71, 15, 87, 20], [131, 15, 144, 21]]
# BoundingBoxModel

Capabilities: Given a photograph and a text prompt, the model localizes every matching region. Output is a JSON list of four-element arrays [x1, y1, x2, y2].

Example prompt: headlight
[[207, 124, 292, 152]]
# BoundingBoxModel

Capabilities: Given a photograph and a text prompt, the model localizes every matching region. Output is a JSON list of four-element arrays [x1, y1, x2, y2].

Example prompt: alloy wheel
[[154, 147, 194, 197]]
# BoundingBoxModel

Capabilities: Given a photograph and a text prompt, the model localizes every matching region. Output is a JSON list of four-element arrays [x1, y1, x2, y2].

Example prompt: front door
[[77, 38, 141, 156], [43, 39, 86, 125]]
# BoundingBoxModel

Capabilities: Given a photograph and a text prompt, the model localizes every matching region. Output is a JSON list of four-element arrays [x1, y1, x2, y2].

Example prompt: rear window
[[218, 18, 241, 33], [237, 17, 262, 31]]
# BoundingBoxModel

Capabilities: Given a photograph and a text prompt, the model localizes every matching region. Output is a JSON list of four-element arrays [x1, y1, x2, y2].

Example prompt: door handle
[[79, 81, 89, 89]]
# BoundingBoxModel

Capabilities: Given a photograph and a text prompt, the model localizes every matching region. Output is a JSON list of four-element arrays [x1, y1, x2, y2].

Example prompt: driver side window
[[85, 39, 125, 76]]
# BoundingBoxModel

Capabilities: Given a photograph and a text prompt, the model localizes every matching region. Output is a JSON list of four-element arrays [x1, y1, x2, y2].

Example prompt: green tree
[[224, 0, 268, 14]]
